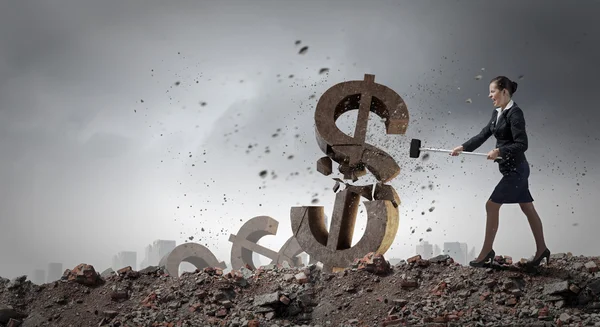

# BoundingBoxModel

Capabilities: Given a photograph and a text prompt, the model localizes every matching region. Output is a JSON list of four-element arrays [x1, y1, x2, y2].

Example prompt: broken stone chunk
[[584, 261, 598, 272], [253, 292, 280, 306], [316, 156, 332, 176], [543, 281, 569, 295]]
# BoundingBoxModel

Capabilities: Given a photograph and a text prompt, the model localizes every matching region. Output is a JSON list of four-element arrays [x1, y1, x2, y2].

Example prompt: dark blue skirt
[[489, 160, 534, 204]]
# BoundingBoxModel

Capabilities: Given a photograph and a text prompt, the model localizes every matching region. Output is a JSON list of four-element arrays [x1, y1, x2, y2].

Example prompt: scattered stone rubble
[[2, 252, 600, 326]]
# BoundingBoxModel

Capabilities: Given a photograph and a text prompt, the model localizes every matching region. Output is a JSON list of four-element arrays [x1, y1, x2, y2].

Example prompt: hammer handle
[[420, 147, 503, 160]]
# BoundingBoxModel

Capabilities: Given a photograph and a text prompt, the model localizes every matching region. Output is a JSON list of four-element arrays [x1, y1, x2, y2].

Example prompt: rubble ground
[[2, 252, 600, 327]]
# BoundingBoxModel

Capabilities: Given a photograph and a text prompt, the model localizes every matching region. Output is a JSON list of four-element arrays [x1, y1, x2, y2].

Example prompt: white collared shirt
[[495, 99, 514, 124]]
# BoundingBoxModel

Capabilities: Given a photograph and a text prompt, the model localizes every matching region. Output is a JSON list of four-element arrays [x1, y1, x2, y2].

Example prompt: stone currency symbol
[[159, 243, 227, 277], [292, 74, 409, 272], [229, 216, 303, 270]]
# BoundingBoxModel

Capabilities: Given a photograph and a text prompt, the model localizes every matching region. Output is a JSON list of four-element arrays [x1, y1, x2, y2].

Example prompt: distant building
[[47, 263, 63, 283], [443, 242, 468, 265], [140, 240, 177, 269], [32, 269, 45, 285], [388, 258, 404, 265], [468, 246, 476, 260], [117, 251, 137, 270], [416, 241, 434, 259], [460, 243, 468, 262], [433, 245, 441, 257], [140, 244, 153, 269], [111, 255, 120, 271], [153, 240, 176, 264]]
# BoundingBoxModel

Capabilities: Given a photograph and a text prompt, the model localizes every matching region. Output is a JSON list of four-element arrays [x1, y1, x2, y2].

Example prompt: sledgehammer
[[409, 139, 503, 160]]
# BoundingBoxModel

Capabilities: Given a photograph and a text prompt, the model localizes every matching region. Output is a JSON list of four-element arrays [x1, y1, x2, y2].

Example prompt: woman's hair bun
[[491, 76, 518, 96]]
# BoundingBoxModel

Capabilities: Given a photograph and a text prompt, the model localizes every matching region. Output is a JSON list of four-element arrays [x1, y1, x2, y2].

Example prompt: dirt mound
[[2, 252, 600, 327]]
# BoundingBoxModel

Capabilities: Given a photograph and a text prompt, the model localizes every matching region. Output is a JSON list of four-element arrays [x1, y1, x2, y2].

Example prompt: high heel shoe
[[469, 249, 495, 268], [527, 248, 551, 267]]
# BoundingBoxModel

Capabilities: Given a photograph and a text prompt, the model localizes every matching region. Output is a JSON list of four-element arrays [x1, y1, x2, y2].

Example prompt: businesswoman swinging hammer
[[450, 76, 550, 268]]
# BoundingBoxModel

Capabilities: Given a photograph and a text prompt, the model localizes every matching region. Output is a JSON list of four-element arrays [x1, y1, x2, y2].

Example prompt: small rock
[[585, 261, 599, 272], [543, 281, 569, 295]]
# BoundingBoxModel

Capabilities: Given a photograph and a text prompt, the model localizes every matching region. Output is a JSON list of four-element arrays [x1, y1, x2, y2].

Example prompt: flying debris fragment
[[333, 181, 340, 193], [466, 98, 472, 103], [298, 46, 309, 55], [475, 75, 482, 80]]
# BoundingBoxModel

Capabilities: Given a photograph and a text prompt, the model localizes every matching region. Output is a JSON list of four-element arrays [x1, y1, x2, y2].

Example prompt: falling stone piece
[[466, 98, 472, 103], [339, 164, 366, 181], [346, 184, 373, 201], [373, 182, 401, 208], [291, 185, 399, 273], [159, 243, 226, 277], [332, 178, 345, 184], [316, 156, 332, 176], [319, 68, 330, 74], [314, 74, 409, 184], [229, 216, 302, 270], [332, 181, 341, 193]]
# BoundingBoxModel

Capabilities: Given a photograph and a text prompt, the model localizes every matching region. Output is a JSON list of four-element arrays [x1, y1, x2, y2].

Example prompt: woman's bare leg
[[519, 202, 547, 257], [475, 199, 502, 261]]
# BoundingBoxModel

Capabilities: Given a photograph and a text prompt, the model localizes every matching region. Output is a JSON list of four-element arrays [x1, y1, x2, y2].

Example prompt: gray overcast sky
[[1, 0, 599, 278]]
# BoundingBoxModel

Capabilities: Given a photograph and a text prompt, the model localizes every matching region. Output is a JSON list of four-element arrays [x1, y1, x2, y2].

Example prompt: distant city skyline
[[16, 234, 561, 285]]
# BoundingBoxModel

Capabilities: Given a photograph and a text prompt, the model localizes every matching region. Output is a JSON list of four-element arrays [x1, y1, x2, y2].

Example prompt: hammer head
[[409, 139, 421, 158]]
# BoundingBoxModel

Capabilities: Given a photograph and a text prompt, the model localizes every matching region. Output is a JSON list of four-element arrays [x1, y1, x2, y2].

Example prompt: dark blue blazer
[[462, 102, 528, 173]]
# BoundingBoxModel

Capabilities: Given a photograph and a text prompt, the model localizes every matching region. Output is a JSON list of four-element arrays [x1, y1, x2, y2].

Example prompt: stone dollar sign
[[291, 74, 409, 272], [313, 73, 408, 182]]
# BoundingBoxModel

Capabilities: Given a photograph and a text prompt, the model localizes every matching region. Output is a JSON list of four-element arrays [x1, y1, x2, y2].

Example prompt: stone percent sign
[[291, 74, 409, 272]]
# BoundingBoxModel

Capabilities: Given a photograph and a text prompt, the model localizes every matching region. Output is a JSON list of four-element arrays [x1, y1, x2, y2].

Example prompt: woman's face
[[488, 82, 509, 107]]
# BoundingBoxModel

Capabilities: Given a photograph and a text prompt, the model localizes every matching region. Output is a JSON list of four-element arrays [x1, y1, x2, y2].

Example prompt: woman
[[450, 76, 550, 268]]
